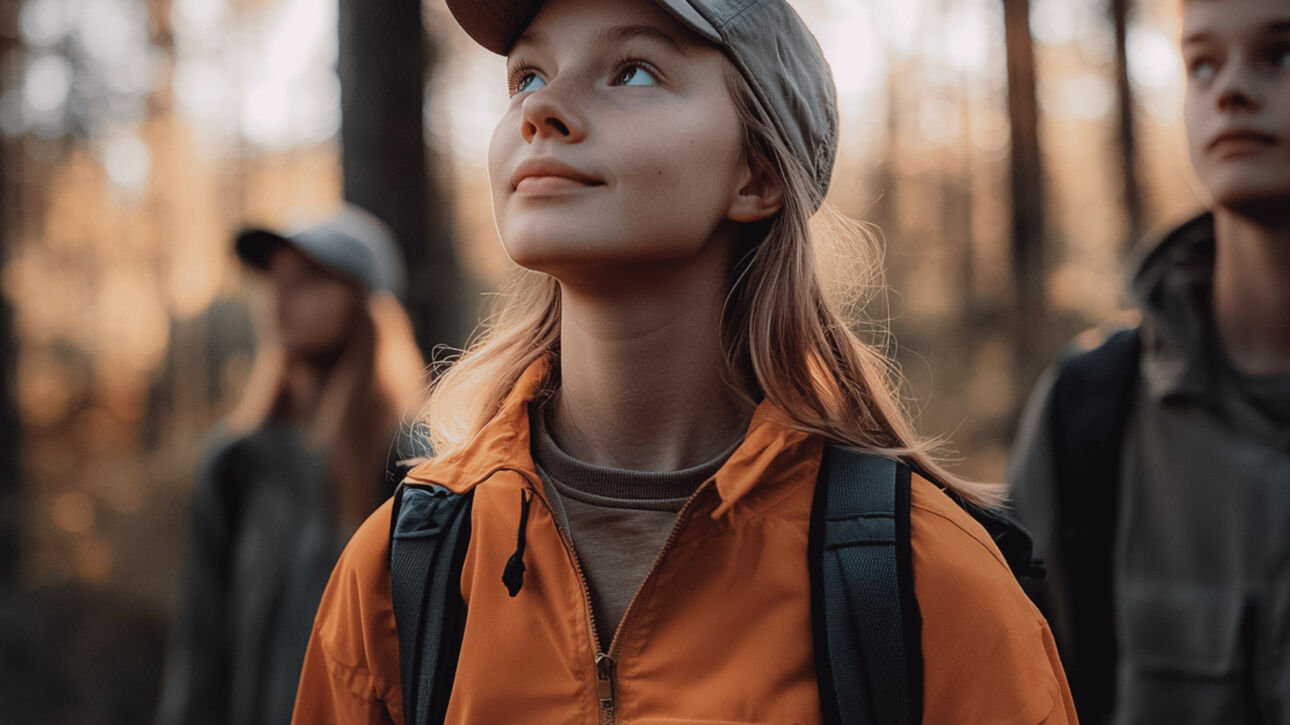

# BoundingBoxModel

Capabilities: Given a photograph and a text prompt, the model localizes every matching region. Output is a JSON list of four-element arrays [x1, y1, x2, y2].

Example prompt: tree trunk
[[338, 0, 463, 356], [1002, 0, 1047, 399], [1111, 0, 1145, 248], [0, 2, 21, 590], [949, 108, 975, 326]]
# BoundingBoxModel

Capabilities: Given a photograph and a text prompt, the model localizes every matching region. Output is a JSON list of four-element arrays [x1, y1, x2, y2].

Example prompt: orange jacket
[[294, 361, 1078, 724]]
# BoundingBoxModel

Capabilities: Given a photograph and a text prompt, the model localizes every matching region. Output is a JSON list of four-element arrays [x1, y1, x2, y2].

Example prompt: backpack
[[1038, 326, 1142, 723], [388, 445, 1043, 725]]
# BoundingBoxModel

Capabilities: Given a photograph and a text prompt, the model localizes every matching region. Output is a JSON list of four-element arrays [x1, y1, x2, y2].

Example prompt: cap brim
[[234, 228, 291, 270], [445, 0, 720, 55]]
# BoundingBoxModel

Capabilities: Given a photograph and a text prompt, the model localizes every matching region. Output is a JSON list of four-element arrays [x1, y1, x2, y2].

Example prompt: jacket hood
[[1129, 211, 1289, 442], [1128, 212, 1219, 404]]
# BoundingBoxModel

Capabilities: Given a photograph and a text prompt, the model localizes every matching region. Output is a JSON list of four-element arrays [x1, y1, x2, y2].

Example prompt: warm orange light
[[51, 491, 96, 535]]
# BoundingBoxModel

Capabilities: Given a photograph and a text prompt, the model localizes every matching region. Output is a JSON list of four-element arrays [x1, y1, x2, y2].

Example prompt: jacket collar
[[1129, 212, 1290, 446], [1130, 212, 1219, 404], [403, 356, 552, 494], [403, 356, 817, 518]]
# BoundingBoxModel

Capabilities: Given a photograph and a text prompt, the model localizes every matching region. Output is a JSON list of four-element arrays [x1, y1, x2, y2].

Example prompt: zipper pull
[[595, 652, 616, 713], [502, 489, 532, 597]]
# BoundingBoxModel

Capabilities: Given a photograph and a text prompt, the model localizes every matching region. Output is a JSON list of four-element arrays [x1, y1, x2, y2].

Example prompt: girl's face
[[261, 246, 360, 360], [1182, 0, 1290, 213], [487, 0, 769, 279]]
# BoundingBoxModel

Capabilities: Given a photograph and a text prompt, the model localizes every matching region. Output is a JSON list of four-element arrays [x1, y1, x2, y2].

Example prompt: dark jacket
[[1010, 213, 1290, 724], [156, 425, 396, 725]]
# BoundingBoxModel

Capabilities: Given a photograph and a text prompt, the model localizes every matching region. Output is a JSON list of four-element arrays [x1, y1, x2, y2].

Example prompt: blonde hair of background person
[[157, 206, 428, 725], [228, 289, 427, 530]]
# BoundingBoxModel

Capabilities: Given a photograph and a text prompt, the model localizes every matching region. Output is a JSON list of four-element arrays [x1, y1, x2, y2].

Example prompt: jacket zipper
[[595, 652, 616, 724], [600, 480, 716, 725], [510, 469, 615, 724], [512, 469, 714, 725]]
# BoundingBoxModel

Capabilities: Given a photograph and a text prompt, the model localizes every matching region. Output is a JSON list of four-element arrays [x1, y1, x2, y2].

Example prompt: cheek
[[298, 288, 354, 343], [255, 291, 279, 331], [628, 116, 744, 205], [1182, 91, 1221, 194], [1274, 90, 1290, 137], [488, 115, 519, 213], [1182, 91, 1207, 157]]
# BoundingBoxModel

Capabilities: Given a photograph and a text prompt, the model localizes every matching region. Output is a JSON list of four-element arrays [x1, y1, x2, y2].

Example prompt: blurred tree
[[947, 96, 976, 324], [0, 0, 21, 591], [338, 0, 463, 356], [1002, 0, 1048, 398], [943, 0, 977, 324], [871, 68, 900, 237], [1111, 0, 1146, 246]]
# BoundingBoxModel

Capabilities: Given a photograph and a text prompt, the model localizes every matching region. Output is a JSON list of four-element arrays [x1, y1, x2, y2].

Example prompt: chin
[[1205, 182, 1290, 221], [501, 233, 607, 271], [501, 227, 713, 272], [506, 244, 687, 279], [1195, 156, 1290, 217]]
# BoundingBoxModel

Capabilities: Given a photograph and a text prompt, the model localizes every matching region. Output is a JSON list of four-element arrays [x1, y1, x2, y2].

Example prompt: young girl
[[294, 1, 1077, 723], [156, 206, 427, 725]]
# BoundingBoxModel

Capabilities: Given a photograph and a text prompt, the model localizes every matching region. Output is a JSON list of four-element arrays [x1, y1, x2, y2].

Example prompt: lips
[[511, 158, 605, 191], [1207, 129, 1278, 153]]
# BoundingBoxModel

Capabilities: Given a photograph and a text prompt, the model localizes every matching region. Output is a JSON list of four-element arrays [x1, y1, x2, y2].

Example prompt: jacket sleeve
[[911, 477, 1079, 724], [155, 438, 237, 725], [292, 629, 397, 725], [1006, 365, 1070, 641], [293, 499, 403, 725]]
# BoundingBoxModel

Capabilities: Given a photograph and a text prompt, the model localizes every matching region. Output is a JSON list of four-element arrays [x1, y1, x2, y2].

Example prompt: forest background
[[0, 0, 1203, 721]]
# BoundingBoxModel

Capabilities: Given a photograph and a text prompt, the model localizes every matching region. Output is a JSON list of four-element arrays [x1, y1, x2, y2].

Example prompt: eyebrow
[[512, 23, 688, 59], [1183, 20, 1290, 46], [513, 29, 546, 52], [601, 24, 687, 54]]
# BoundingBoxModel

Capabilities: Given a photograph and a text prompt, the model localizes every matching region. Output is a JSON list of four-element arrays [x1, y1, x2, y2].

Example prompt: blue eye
[[1273, 47, 1290, 69], [516, 72, 547, 94], [614, 63, 658, 87], [1188, 58, 1218, 82]]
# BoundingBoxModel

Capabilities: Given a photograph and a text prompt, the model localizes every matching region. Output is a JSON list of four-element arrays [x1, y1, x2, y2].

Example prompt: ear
[[726, 160, 784, 223]]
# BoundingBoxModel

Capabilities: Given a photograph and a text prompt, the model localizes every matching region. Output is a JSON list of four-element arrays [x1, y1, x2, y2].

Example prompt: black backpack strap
[[1047, 326, 1141, 721], [388, 483, 474, 725], [810, 446, 922, 725]]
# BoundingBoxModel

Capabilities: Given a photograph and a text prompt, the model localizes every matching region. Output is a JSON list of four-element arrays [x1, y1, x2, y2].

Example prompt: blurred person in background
[[155, 204, 428, 725], [1009, 0, 1290, 722]]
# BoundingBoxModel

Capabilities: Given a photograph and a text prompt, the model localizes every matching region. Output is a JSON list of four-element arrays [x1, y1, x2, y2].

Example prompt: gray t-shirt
[[529, 406, 740, 647]]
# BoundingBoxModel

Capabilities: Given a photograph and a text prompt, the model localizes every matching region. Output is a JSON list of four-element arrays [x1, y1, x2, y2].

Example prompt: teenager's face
[[487, 0, 760, 278], [1182, 0, 1290, 213], [261, 246, 359, 359]]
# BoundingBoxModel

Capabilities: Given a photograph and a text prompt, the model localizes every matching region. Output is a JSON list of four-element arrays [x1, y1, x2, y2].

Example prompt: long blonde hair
[[228, 292, 428, 529], [426, 61, 1001, 507]]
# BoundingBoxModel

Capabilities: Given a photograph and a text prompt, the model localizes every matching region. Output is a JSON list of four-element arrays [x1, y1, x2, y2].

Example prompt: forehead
[[265, 245, 332, 281], [1182, 0, 1290, 41], [513, 0, 705, 54]]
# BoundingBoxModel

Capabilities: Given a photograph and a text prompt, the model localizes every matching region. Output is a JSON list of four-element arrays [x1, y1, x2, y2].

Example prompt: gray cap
[[446, 0, 838, 206], [235, 204, 408, 298]]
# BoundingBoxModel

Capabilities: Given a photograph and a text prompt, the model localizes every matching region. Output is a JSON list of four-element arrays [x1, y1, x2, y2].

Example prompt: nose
[[1214, 56, 1261, 112], [520, 80, 587, 144]]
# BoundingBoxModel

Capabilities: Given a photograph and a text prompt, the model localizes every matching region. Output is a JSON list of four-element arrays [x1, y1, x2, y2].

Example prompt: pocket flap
[[1120, 583, 1245, 679]]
